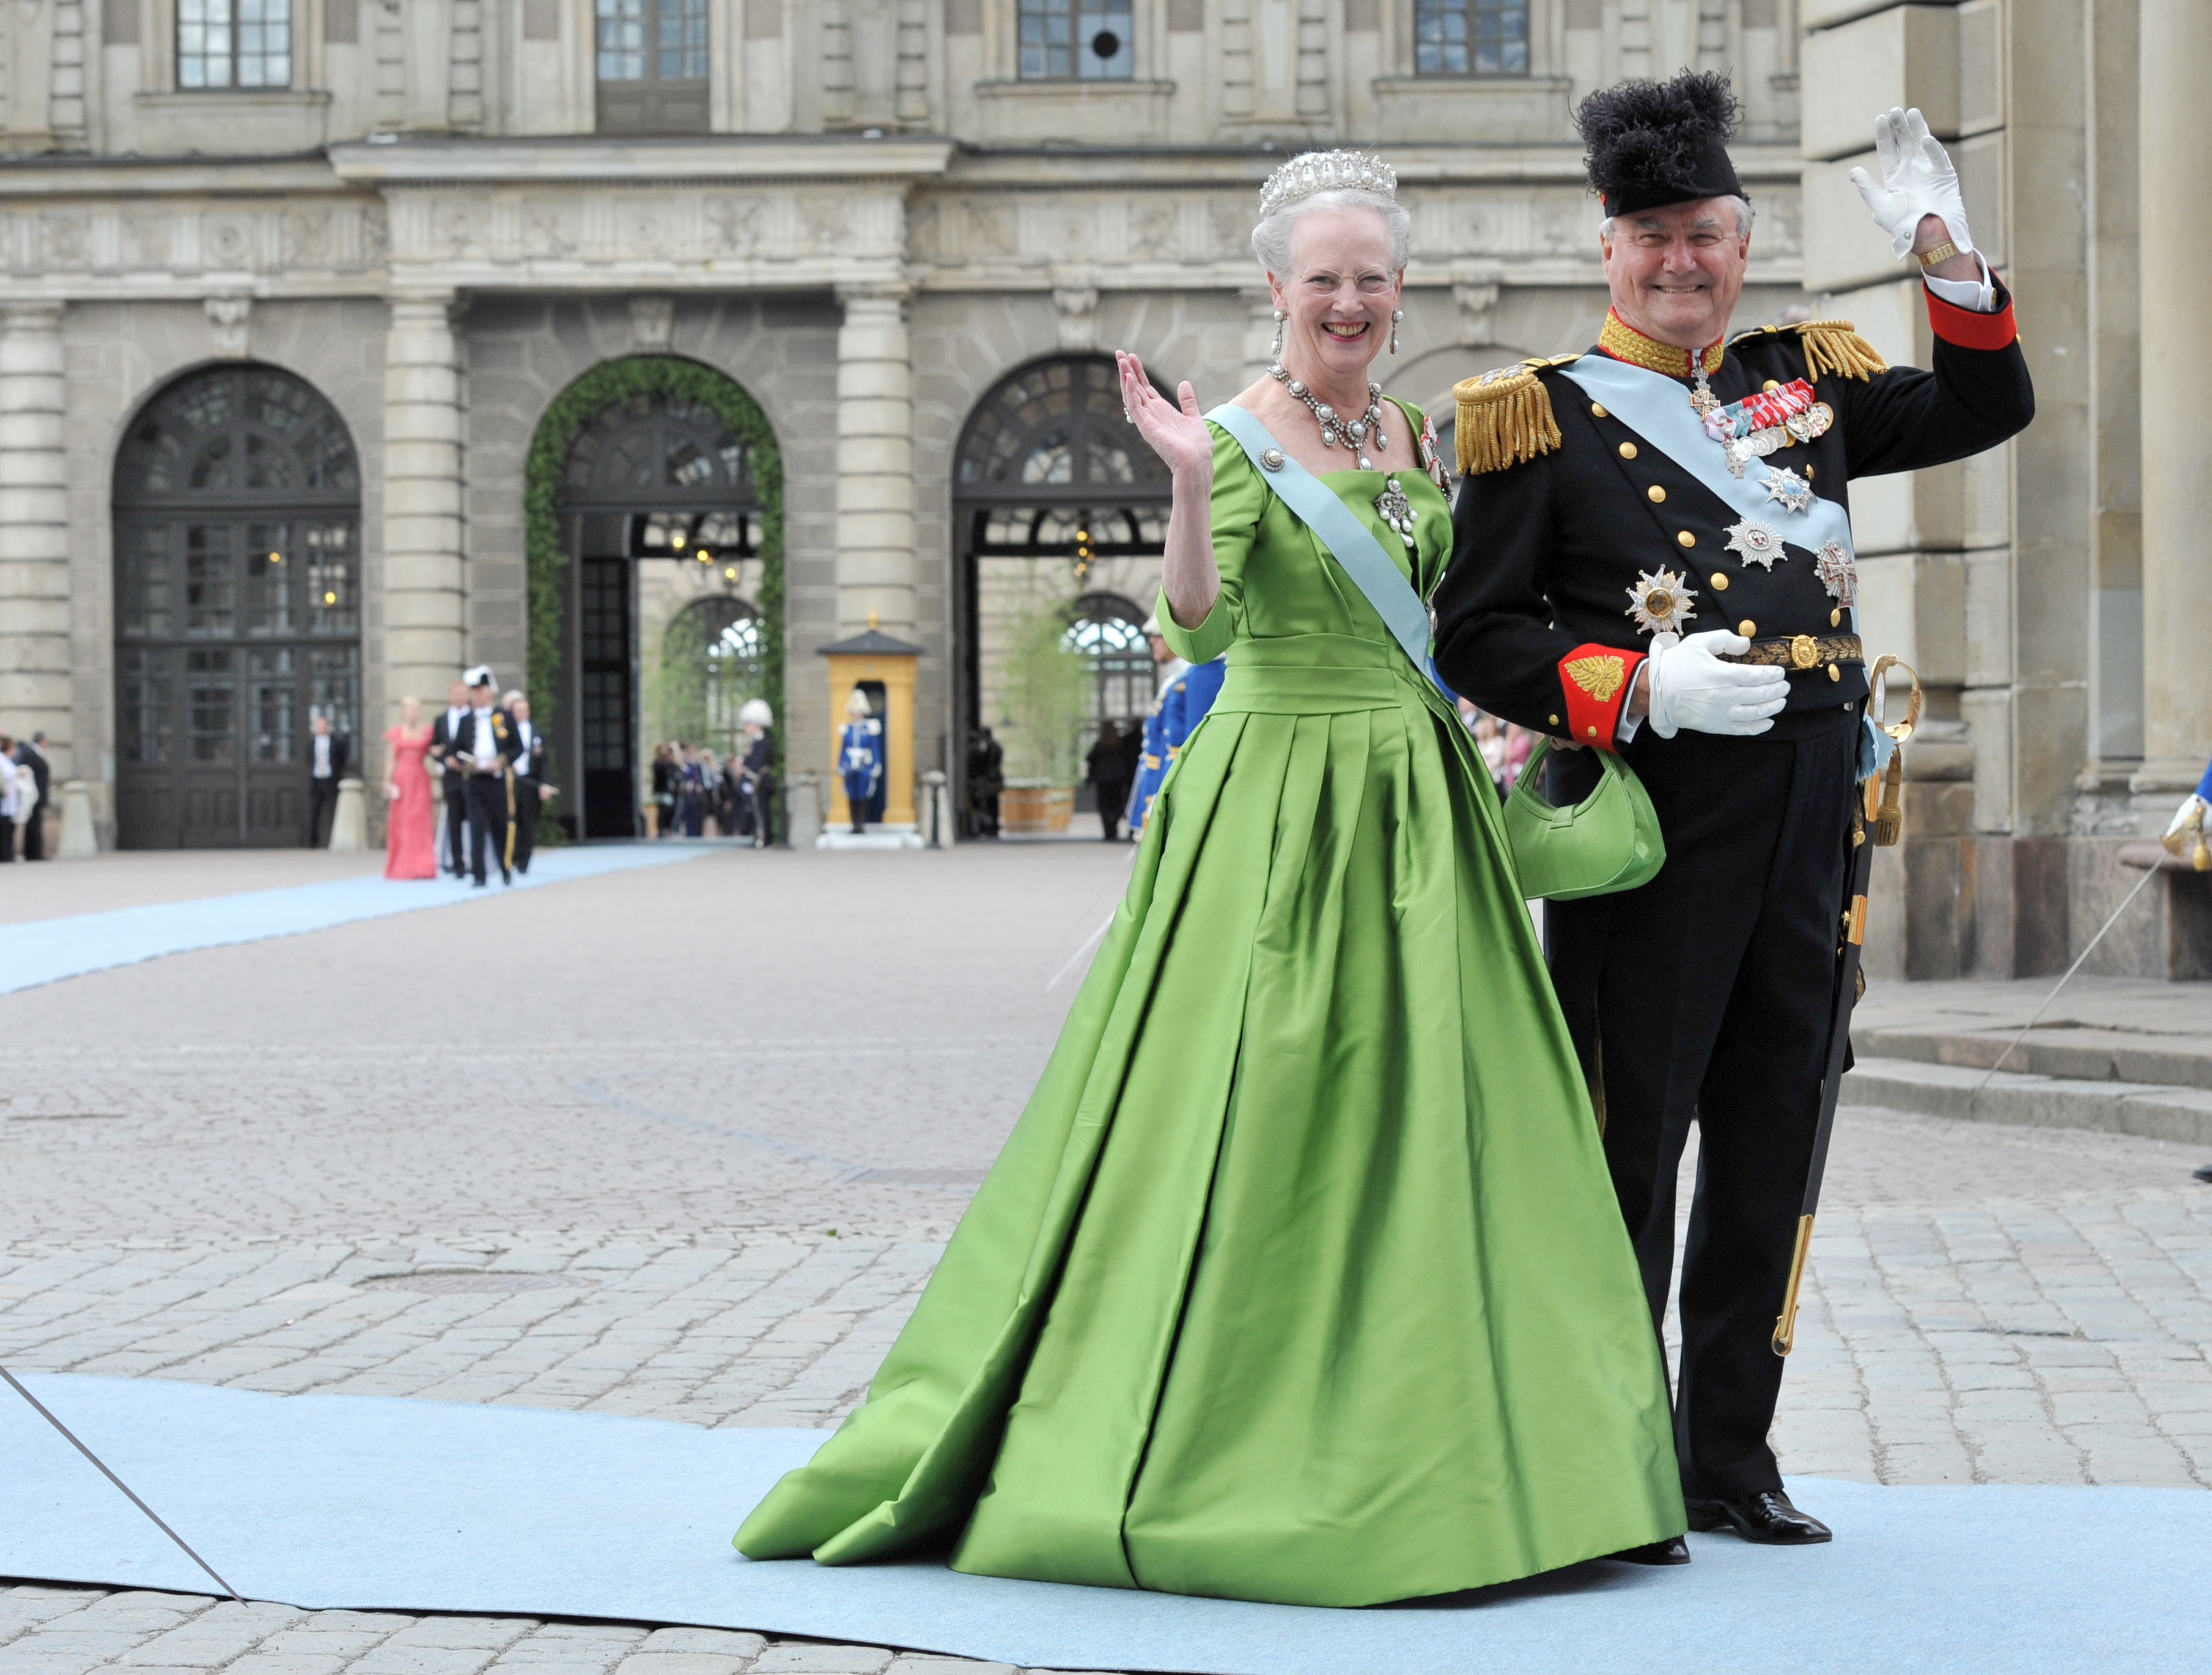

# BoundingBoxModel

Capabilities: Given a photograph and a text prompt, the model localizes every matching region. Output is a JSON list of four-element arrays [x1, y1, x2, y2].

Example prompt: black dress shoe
[[1685, 1490, 1831, 1544], [2193, 1163, 2212, 1183], [1605, 1535, 1691, 1565]]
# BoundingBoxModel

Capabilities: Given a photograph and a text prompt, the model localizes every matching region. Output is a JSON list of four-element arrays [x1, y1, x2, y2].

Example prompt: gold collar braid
[[1598, 310, 1725, 379]]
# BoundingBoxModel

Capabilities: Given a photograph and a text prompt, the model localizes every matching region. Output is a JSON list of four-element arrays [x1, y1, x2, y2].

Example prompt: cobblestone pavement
[[3, 842, 2210, 1672]]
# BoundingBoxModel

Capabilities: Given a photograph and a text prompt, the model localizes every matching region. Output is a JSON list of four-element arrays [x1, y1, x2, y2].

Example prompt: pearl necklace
[[1267, 361, 1389, 471]]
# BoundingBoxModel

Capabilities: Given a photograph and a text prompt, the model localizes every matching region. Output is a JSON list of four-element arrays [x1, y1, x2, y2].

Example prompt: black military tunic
[[1433, 296, 2034, 1501]]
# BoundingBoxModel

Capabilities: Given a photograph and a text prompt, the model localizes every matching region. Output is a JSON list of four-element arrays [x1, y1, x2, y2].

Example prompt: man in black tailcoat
[[504, 689, 554, 875], [1434, 75, 2033, 1547], [427, 679, 472, 875], [12, 733, 50, 860]]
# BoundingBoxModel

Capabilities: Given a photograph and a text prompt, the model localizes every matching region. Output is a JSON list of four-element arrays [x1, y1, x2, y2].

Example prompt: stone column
[[834, 283, 915, 638], [382, 293, 467, 748], [0, 305, 71, 772], [2135, 0, 2212, 798]]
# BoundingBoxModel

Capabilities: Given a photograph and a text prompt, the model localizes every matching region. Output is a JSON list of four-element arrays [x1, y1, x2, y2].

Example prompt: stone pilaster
[[834, 283, 915, 638], [2132, 0, 2212, 799], [0, 304, 70, 768], [381, 293, 467, 740]]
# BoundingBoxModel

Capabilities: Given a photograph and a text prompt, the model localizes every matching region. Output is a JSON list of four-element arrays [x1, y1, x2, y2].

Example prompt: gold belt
[[1720, 632, 1863, 673]]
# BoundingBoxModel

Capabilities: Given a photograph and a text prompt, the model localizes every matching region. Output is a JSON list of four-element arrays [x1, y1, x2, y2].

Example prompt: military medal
[[1725, 517, 1786, 569], [1817, 540, 1857, 604], [1626, 567, 1698, 635], [1374, 477, 1417, 548], [1763, 467, 1815, 514]]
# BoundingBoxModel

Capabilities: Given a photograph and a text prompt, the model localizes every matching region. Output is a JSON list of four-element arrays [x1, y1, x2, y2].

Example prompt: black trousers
[[20, 798, 44, 859], [460, 774, 511, 883], [1546, 720, 1858, 1500], [510, 781, 539, 873], [1093, 779, 1129, 840], [307, 776, 340, 847], [443, 775, 468, 872]]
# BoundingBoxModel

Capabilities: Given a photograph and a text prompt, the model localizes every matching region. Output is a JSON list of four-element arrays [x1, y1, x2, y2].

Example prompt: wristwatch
[[1916, 240, 1962, 270]]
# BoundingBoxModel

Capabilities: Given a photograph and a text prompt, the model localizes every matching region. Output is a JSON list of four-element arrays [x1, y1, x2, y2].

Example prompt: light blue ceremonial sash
[[1557, 353, 1859, 637], [1205, 403, 1451, 697], [1560, 352, 1895, 772]]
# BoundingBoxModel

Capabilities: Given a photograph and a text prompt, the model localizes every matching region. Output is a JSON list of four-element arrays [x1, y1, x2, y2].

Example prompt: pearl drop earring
[[1269, 308, 1286, 367], [1389, 308, 1403, 355]]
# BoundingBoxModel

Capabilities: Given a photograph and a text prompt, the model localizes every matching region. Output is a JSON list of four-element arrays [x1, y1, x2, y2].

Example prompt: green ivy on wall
[[521, 355, 785, 780]]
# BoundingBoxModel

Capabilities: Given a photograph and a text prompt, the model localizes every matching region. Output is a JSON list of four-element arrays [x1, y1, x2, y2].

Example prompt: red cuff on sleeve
[[1925, 281, 2017, 351], [1557, 643, 1647, 752]]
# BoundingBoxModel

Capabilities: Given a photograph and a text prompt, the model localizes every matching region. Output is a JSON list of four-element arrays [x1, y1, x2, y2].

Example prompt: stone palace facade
[[0, 1, 2200, 980]]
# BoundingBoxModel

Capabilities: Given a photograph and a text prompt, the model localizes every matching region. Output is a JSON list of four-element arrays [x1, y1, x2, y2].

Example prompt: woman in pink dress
[[383, 696, 438, 880]]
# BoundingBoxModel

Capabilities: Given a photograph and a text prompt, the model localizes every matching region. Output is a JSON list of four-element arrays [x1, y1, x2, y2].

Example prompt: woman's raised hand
[[1118, 351, 1211, 479]]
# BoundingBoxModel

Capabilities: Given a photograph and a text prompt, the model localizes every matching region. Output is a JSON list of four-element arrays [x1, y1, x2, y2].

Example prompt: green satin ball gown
[[736, 402, 1684, 1607]]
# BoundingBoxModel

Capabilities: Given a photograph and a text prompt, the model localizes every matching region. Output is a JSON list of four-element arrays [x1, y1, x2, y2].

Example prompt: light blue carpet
[[3, 1375, 2204, 1674], [0, 845, 715, 995]]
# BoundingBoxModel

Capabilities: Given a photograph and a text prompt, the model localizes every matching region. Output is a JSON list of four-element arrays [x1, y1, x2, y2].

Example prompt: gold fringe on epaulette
[[1452, 366, 1561, 475], [1797, 320, 1888, 383]]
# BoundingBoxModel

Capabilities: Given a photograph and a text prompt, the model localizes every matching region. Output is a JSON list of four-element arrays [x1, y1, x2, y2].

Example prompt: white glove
[[2165, 794, 2207, 842], [1646, 631, 1790, 739], [1849, 106, 1975, 262]]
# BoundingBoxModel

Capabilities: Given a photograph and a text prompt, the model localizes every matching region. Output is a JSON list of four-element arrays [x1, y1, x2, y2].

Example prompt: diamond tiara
[[1256, 150, 1400, 220]]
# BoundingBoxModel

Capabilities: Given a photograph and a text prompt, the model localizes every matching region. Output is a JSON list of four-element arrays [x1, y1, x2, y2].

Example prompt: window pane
[[249, 646, 297, 763], [246, 525, 294, 637], [1417, 0, 1528, 75], [597, 0, 648, 80], [306, 522, 359, 635], [185, 525, 237, 638], [659, 0, 709, 80], [187, 649, 238, 763], [1075, 3, 1133, 81], [1018, 0, 1074, 78]]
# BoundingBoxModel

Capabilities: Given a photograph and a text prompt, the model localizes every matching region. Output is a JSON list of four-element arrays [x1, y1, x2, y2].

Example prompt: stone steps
[[1842, 1055, 2212, 1147]]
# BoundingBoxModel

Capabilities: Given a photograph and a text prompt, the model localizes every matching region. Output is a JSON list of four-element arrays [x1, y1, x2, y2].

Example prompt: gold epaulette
[[1452, 355, 1573, 476], [1730, 318, 1890, 383]]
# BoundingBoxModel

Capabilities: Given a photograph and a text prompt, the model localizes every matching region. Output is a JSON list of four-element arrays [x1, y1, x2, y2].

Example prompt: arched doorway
[[952, 355, 1172, 807], [112, 364, 362, 848], [526, 358, 782, 839]]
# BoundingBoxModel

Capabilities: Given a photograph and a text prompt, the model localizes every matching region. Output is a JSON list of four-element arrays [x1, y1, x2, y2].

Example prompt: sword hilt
[[1772, 1213, 1816, 1356]]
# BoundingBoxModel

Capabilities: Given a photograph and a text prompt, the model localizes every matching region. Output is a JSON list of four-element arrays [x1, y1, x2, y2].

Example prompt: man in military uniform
[[1434, 75, 2033, 1546], [1127, 615, 1227, 840]]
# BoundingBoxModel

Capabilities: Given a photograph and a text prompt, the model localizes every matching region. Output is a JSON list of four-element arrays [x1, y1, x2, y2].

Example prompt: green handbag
[[1503, 737, 1667, 901]]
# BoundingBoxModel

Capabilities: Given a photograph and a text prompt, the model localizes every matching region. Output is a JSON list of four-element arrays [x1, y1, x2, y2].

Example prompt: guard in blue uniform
[[1435, 78, 2033, 1548], [1126, 614, 1227, 840], [838, 688, 885, 835], [1125, 615, 1185, 838]]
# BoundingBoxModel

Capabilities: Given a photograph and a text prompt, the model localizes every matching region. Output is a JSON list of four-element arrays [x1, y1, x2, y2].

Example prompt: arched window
[[652, 596, 764, 761], [112, 364, 361, 848], [953, 355, 1175, 796], [1063, 593, 1151, 729]]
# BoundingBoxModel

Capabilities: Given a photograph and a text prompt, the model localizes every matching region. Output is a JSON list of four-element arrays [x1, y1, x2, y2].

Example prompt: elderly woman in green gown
[[736, 152, 1686, 1606]]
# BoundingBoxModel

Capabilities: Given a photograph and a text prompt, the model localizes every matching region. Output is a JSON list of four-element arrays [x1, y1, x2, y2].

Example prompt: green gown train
[[735, 403, 1685, 1607]]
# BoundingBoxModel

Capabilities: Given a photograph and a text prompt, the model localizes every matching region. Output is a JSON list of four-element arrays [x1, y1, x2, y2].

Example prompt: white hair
[[1251, 188, 1413, 278], [739, 698, 773, 727], [1600, 195, 1755, 241]]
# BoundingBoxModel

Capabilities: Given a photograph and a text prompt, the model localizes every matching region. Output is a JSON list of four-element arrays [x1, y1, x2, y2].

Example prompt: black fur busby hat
[[1575, 70, 1745, 217]]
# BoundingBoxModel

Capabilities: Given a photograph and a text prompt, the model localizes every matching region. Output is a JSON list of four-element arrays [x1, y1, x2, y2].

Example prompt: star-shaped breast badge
[[1725, 518, 1786, 570], [1763, 468, 1815, 514]]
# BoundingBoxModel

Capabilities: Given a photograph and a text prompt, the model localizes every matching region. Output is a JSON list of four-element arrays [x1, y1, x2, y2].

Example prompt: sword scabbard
[[1772, 1212, 1817, 1356]]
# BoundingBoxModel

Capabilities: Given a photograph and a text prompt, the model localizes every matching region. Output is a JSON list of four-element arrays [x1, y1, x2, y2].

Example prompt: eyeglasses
[[1297, 270, 1396, 297]]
